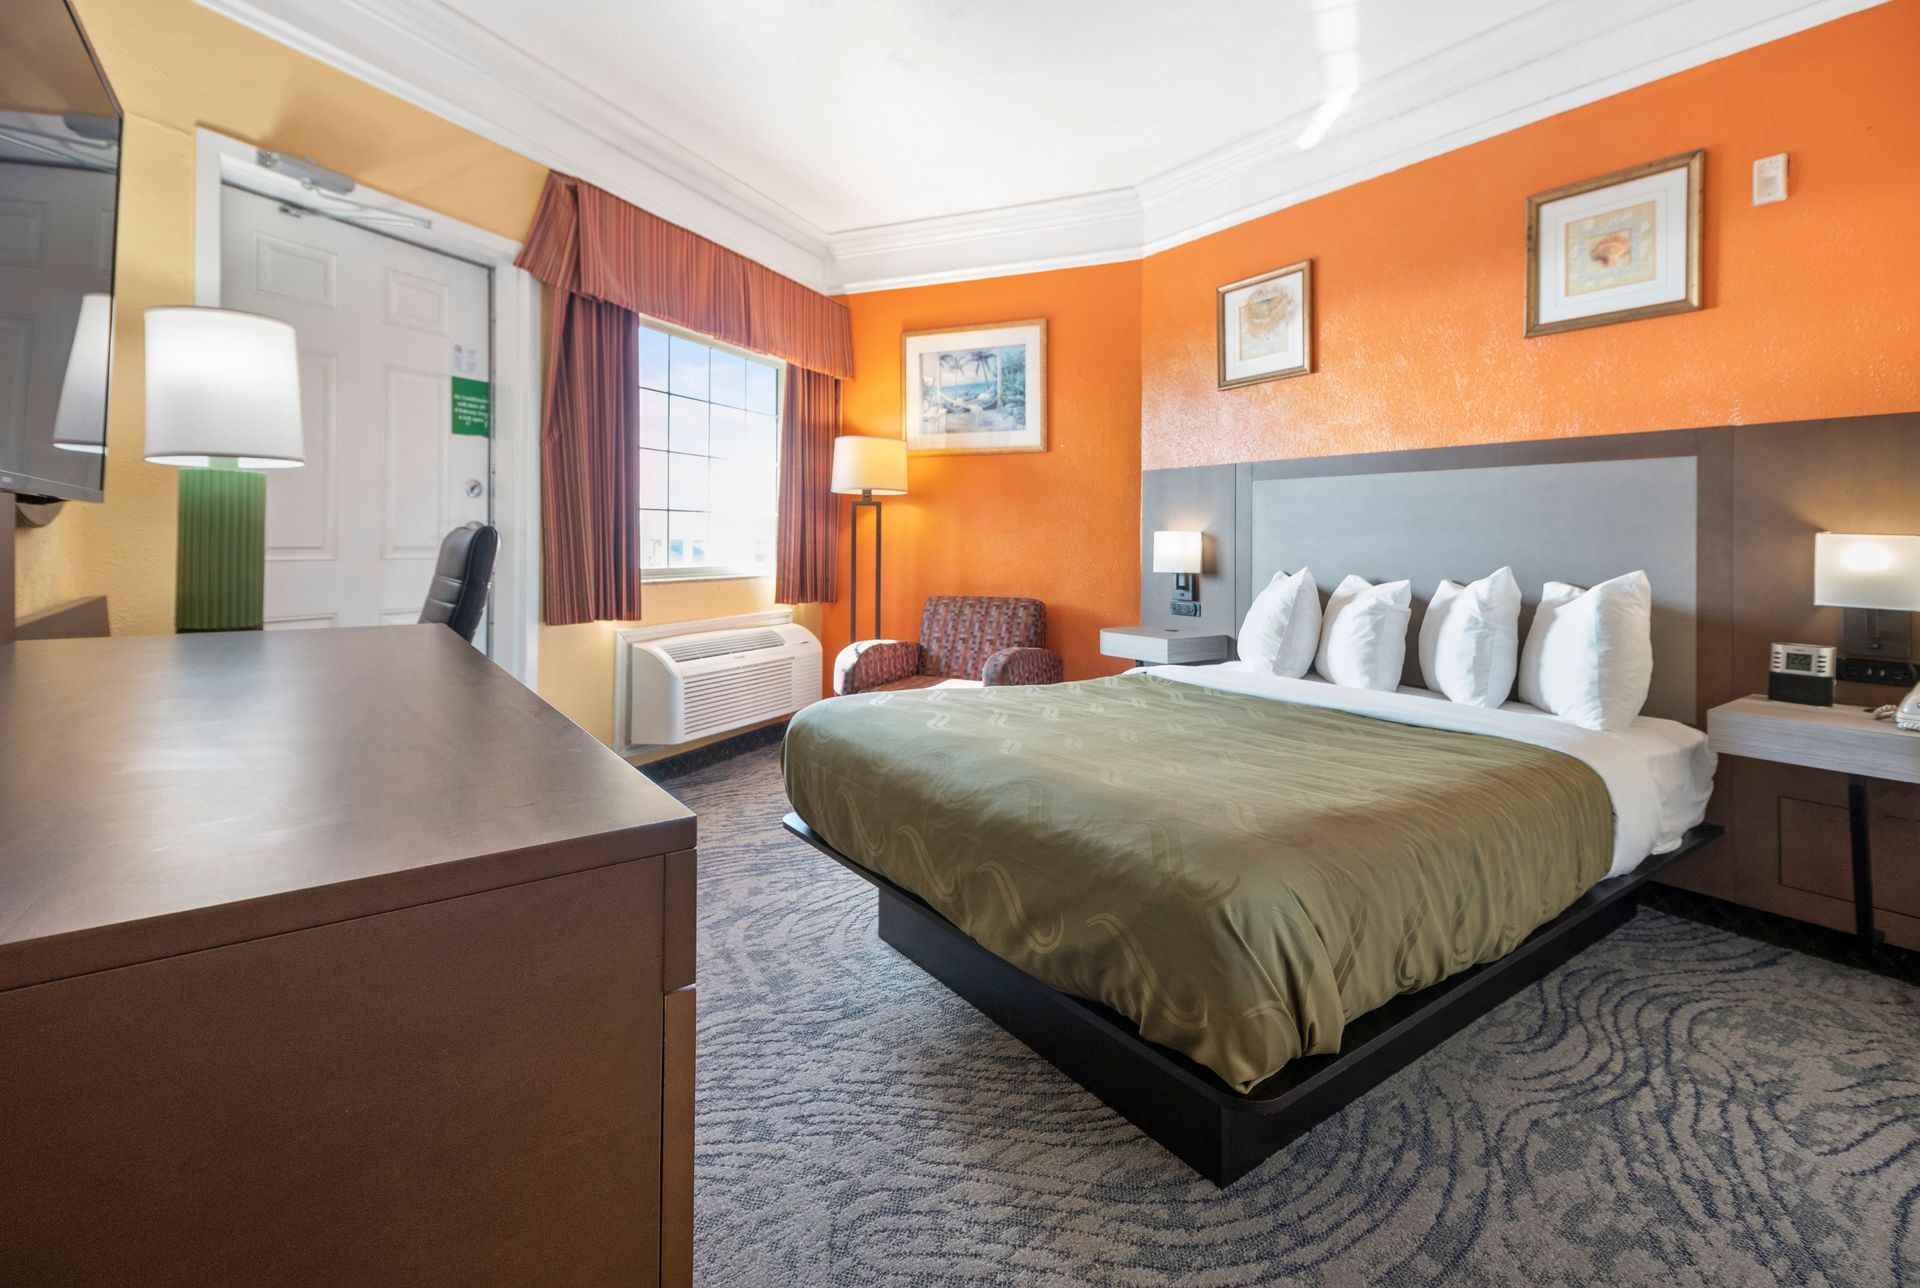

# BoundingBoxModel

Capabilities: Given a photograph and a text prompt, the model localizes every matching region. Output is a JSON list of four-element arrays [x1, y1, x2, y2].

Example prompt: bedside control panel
[[1170, 601, 1201, 618], [1838, 657, 1920, 687]]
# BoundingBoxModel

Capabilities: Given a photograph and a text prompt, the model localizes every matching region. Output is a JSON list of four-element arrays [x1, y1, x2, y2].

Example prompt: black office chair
[[419, 521, 499, 643]]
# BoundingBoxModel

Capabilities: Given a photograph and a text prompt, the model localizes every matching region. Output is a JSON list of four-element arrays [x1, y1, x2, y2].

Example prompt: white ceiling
[[202, 0, 1885, 292], [437, 0, 1548, 233]]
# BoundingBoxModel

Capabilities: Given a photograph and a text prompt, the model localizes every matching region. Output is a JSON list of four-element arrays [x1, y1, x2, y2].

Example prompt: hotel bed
[[785, 442, 1729, 1184], [783, 662, 1717, 1184]]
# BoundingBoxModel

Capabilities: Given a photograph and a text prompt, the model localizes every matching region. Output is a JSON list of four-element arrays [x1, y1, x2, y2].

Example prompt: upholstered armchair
[[833, 596, 1064, 695]]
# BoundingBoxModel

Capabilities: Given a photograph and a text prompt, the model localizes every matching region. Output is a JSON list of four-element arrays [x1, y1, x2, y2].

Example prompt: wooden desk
[[0, 626, 696, 1286], [1708, 695, 1920, 951]]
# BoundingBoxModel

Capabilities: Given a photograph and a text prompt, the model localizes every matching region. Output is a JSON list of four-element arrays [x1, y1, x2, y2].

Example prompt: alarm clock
[[1768, 642, 1836, 706]]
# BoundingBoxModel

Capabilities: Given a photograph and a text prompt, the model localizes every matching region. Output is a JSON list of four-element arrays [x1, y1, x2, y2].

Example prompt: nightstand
[[1099, 626, 1234, 668], [1707, 696, 1920, 950]]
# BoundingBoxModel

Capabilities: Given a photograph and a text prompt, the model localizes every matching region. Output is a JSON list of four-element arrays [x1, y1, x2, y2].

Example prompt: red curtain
[[775, 367, 841, 605], [540, 289, 641, 625], [517, 172, 852, 617]]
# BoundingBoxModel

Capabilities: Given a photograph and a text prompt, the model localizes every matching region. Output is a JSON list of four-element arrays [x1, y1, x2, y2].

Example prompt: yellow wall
[[19, 0, 550, 634], [539, 582, 820, 753], [14, 0, 776, 752]]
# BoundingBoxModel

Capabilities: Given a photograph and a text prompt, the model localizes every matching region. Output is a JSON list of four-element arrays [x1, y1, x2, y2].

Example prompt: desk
[[1707, 695, 1920, 951], [0, 626, 696, 1286]]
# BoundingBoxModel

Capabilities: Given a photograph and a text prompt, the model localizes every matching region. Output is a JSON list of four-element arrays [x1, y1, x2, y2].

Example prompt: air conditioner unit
[[625, 623, 822, 748]]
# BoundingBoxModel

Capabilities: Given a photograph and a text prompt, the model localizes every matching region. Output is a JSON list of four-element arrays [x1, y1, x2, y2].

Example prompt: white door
[[220, 185, 492, 638]]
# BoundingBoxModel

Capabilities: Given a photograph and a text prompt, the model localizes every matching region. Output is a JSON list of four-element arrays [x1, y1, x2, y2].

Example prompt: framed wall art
[[901, 319, 1047, 455], [1217, 259, 1312, 389], [1526, 149, 1703, 337]]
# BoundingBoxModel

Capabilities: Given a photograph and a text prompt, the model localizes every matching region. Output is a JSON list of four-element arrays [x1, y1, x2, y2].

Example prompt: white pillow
[[1418, 567, 1522, 708], [1238, 567, 1321, 678], [1515, 571, 1654, 731], [1314, 575, 1412, 691]]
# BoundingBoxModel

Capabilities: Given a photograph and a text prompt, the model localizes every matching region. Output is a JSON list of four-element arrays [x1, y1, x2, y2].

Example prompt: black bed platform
[[783, 812, 1722, 1187]]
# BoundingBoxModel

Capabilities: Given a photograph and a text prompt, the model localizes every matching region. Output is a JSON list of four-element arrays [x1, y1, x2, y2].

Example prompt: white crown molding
[[199, 0, 1886, 297], [829, 189, 1145, 294], [828, 0, 1885, 290], [1130, 0, 1889, 255], [197, 0, 838, 291]]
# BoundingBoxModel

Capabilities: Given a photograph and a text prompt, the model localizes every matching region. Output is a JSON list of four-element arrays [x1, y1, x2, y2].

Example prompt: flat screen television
[[0, 0, 120, 503]]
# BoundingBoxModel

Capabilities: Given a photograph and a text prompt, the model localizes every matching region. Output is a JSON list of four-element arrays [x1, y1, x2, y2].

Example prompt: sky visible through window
[[638, 324, 780, 575]]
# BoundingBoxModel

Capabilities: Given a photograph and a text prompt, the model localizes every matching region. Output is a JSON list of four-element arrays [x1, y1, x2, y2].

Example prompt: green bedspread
[[783, 673, 1613, 1093]]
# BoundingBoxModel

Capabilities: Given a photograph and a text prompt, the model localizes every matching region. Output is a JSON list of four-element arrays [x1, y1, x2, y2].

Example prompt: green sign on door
[[451, 376, 491, 437]]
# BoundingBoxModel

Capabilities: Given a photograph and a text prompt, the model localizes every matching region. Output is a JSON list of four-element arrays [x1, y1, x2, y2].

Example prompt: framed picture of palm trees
[[901, 319, 1047, 455]]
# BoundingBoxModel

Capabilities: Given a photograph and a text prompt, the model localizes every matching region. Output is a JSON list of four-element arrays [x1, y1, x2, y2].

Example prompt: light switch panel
[[1752, 153, 1788, 206]]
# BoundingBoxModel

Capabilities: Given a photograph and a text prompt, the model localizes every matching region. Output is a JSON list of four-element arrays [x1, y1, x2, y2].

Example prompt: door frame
[[193, 127, 542, 688]]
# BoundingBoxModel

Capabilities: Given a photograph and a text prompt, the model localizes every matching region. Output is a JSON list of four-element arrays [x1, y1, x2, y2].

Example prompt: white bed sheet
[[1143, 662, 1716, 877]]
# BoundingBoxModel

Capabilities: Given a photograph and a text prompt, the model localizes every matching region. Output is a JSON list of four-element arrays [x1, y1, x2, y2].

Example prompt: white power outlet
[[1753, 154, 1788, 206]]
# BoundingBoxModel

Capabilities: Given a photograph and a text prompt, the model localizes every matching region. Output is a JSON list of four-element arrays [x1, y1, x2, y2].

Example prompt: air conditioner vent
[[681, 657, 796, 740], [661, 628, 786, 663], [621, 621, 823, 751]]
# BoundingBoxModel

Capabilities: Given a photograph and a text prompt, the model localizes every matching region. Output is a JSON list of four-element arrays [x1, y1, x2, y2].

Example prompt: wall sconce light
[[1153, 530, 1203, 618], [1815, 531, 1920, 729], [1815, 531, 1920, 658]]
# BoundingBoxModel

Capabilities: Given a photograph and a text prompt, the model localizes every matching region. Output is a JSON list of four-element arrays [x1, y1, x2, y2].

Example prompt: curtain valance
[[516, 173, 854, 381]]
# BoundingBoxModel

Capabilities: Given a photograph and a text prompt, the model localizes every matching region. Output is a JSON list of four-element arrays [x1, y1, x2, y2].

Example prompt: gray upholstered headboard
[[1141, 433, 1705, 724], [1237, 456, 1697, 721]]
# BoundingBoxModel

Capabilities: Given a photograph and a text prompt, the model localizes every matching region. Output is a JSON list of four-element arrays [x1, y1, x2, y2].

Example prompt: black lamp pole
[[849, 488, 883, 641]]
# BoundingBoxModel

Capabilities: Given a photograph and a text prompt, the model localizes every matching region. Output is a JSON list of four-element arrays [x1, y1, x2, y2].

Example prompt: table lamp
[[830, 435, 907, 641], [1815, 532, 1920, 729], [1153, 529, 1203, 617], [144, 307, 305, 631]]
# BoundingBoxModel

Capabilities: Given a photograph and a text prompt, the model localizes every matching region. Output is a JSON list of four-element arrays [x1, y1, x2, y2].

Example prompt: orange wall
[[836, 4, 1917, 679], [1141, 0, 1920, 470], [835, 263, 1142, 679]]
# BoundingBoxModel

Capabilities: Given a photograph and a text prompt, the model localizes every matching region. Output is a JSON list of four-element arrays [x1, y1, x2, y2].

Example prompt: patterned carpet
[[672, 745, 1920, 1287]]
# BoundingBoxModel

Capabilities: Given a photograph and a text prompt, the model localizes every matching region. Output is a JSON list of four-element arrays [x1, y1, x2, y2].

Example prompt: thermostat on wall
[[1752, 154, 1788, 206]]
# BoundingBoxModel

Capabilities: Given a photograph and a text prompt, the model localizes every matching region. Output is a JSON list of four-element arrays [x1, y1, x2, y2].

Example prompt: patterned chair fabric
[[919, 596, 1047, 679], [981, 646, 1064, 687], [837, 639, 922, 694], [834, 596, 1063, 694]]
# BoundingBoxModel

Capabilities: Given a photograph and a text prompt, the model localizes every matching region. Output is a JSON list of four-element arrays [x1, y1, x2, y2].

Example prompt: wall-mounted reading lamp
[[1153, 530, 1203, 618], [1816, 532, 1920, 657], [1815, 532, 1920, 729]]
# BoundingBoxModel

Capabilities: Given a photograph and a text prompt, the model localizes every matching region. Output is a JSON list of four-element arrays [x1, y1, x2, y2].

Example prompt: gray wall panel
[[1241, 457, 1698, 720], [1139, 465, 1237, 639]]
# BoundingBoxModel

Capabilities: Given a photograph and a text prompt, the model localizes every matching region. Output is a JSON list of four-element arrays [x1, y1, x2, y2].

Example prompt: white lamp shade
[[830, 435, 907, 496], [51, 293, 112, 454], [1814, 532, 1920, 611], [144, 307, 304, 469], [1152, 530, 1203, 574]]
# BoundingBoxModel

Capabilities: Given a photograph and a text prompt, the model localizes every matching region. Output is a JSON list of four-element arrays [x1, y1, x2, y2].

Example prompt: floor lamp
[[144, 307, 306, 632], [831, 435, 907, 642]]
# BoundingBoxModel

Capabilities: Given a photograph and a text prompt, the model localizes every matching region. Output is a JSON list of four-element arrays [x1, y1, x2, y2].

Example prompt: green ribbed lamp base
[[176, 465, 266, 632]]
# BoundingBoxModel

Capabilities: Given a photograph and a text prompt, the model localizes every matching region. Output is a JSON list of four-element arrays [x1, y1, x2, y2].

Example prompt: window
[[637, 320, 781, 578]]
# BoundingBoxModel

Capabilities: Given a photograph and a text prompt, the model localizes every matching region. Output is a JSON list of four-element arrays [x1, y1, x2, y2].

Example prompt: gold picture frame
[[900, 318, 1047, 456], [1526, 149, 1703, 337], [1217, 259, 1313, 389]]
